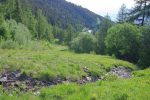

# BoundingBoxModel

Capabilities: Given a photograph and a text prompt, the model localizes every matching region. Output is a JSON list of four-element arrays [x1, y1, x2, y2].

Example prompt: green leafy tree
[[105, 23, 141, 63], [96, 15, 113, 54], [0, 19, 18, 39], [139, 26, 150, 68], [70, 32, 96, 53]]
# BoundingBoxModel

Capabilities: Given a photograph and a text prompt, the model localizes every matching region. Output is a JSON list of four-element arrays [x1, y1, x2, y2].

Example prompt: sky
[[66, 0, 135, 21]]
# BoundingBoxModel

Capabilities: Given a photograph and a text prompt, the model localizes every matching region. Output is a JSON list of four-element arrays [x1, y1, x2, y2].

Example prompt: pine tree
[[129, 0, 150, 26], [14, 0, 22, 22], [65, 25, 75, 44], [35, 9, 53, 40], [117, 4, 128, 23], [1, 0, 22, 22]]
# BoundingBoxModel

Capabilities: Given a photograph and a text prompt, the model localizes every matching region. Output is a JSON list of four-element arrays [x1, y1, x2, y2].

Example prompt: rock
[[110, 67, 132, 78], [77, 80, 83, 84], [0, 77, 7, 82], [18, 73, 28, 81], [86, 77, 92, 81], [33, 91, 40, 96]]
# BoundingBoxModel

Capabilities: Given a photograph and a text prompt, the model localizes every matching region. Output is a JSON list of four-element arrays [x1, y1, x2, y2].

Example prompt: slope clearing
[[0, 44, 136, 81]]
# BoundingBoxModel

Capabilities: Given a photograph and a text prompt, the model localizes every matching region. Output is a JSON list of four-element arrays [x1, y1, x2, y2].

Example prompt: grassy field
[[0, 43, 136, 81], [0, 43, 149, 100]]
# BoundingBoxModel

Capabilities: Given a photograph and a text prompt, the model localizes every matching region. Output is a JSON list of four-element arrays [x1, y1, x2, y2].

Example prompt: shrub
[[105, 23, 141, 63], [0, 19, 31, 44], [14, 23, 32, 45], [0, 39, 18, 49], [0, 19, 17, 39], [70, 32, 97, 53]]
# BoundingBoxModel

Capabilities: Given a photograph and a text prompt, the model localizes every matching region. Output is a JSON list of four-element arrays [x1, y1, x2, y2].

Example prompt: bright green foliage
[[96, 15, 113, 54], [0, 1, 53, 41], [14, 23, 31, 45], [0, 19, 31, 45], [139, 26, 150, 68], [0, 19, 18, 39], [105, 23, 141, 63], [71, 32, 97, 53]]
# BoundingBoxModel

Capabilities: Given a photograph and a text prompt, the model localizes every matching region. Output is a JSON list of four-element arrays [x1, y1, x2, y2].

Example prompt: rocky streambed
[[0, 66, 132, 92], [109, 66, 132, 78]]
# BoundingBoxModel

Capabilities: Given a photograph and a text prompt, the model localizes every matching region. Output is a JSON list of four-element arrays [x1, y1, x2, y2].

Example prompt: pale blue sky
[[66, 0, 135, 21]]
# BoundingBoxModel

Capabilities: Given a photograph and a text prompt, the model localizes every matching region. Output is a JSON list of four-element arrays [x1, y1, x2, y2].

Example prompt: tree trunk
[[141, 0, 147, 26]]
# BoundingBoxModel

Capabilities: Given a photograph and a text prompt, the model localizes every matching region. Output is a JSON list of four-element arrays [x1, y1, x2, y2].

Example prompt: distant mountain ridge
[[29, 0, 103, 30]]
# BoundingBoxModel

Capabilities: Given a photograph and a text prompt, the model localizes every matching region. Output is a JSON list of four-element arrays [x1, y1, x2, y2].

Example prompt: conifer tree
[[117, 4, 128, 23], [129, 0, 150, 26]]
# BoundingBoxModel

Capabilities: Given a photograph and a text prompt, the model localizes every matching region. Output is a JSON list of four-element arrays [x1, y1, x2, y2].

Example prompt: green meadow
[[0, 43, 149, 100]]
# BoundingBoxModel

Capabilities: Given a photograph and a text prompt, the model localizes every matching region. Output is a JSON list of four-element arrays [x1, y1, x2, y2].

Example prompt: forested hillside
[[29, 0, 103, 30]]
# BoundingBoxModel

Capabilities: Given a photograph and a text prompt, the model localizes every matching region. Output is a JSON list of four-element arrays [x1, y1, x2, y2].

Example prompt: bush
[[14, 23, 32, 45], [0, 19, 17, 39], [0, 39, 18, 49], [70, 32, 96, 53], [105, 23, 141, 63], [0, 19, 32, 44]]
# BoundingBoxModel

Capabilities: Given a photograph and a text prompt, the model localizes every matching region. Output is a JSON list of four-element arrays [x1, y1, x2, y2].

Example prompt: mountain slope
[[29, 0, 103, 30]]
